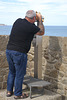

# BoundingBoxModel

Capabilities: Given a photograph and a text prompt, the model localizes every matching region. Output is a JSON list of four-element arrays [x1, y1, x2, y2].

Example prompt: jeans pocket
[[12, 53, 23, 65]]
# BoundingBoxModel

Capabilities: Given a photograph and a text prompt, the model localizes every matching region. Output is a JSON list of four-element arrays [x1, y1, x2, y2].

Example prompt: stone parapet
[[0, 35, 34, 89], [0, 35, 9, 89], [0, 35, 67, 99], [42, 36, 67, 98]]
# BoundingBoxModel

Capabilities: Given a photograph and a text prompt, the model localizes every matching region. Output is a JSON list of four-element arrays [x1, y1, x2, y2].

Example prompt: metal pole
[[34, 35, 42, 79]]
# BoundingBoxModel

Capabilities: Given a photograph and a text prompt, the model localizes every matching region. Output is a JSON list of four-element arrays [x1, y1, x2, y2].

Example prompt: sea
[[0, 25, 67, 37]]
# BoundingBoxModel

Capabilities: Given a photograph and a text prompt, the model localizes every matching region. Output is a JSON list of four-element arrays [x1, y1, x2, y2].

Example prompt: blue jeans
[[6, 49, 27, 96]]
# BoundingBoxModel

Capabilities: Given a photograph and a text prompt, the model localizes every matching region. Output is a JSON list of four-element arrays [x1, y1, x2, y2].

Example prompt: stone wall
[[42, 36, 67, 98], [26, 43, 34, 77], [0, 35, 9, 89], [0, 35, 67, 99], [0, 35, 34, 89]]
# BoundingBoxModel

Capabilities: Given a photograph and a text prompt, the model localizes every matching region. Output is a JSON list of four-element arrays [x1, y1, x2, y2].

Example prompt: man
[[6, 10, 44, 99]]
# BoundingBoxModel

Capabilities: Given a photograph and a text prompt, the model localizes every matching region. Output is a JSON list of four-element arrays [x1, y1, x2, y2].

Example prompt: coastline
[[0, 24, 6, 26]]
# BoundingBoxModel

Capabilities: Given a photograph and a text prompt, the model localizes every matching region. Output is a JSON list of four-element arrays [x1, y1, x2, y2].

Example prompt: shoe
[[14, 93, 29, 99], [14, 95, 24, 99], [22, 93, 29, 98], [6, 91, 13, 97]]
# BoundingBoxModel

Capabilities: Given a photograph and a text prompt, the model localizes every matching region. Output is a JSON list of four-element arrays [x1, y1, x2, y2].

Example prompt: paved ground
[[0, 86, 62, 100]]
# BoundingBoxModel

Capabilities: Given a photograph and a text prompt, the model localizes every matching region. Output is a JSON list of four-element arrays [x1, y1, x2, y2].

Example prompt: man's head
[[25, 10, 36, 19], [25, 10, 36, 23]]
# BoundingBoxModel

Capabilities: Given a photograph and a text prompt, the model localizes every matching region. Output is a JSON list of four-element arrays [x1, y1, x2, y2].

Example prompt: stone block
[[65, 71, 67, 77], [0, 52, 8, 68], [48, 36, 62, 51], [58, 71, 65, 78], [59, 64, 67, 73], [29, 61, 34, 68], [58, 75, 63, 81], [54, 61, 62, 70], [28, 47, 34, 55], [27, 61, 30, 67], [0, 68, 9, 76], [0, 76, 3, 82], [27, 54, 34, 61], [63, 37, 67, 56], [45, 63, 55, 70], [44, 49, 62, 65], [45, 69, 58, 78], [42, 57, 46, 66], [57, 82, 65, 90], [57, 89, 65, 95], [62, 56, 67, 64], [44, 75, 57, 83], [42, 36, 49, 49], [62, 77, 67, 85], [0, 82, 2, 89], [3, 82, 7, 89], [3, 75, 8, 82], [64, 96, 67, 100], [0, 35, 9, 51]]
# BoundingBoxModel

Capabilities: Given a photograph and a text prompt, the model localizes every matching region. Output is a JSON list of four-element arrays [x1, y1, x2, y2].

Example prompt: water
[[0, 25, 12, 35], [45, 26, 67, 37], [0, 25, 67, 37]]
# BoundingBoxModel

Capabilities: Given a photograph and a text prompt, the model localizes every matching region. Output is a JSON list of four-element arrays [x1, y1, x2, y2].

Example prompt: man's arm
[[36, 13, 45, 35]]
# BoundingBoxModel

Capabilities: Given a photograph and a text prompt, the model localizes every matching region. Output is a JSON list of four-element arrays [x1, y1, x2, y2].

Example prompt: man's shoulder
[[15, 18, 23, 22], [13, 18, 25, 25]]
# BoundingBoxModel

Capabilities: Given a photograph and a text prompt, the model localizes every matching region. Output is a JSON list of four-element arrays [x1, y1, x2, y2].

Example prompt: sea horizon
[[0, 25, 67, 37]]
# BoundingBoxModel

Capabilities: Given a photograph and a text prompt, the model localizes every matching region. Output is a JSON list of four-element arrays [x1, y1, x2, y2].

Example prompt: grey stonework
[[0, 35, 9, 89], [0, 35, 67, 99], [42, 36, 67, 98]]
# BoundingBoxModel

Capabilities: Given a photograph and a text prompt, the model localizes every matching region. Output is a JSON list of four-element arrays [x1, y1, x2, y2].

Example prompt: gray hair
[[25, 10, 36, 19]]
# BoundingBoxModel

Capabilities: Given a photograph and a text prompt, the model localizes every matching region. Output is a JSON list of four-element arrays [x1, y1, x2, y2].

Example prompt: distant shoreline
[[0, 24, 6, 26]]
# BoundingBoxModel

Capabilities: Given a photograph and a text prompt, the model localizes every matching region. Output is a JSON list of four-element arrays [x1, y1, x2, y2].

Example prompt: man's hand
[[36, 12, 45, 36], [36, 12, 42, 22]]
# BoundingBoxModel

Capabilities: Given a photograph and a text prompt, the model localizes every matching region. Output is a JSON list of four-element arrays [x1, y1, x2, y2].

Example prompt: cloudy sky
[[0, 0, 67, 26]]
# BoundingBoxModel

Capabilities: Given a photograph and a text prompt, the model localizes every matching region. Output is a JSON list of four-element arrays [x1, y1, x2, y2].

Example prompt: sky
[[0, 0, 67, 26]]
